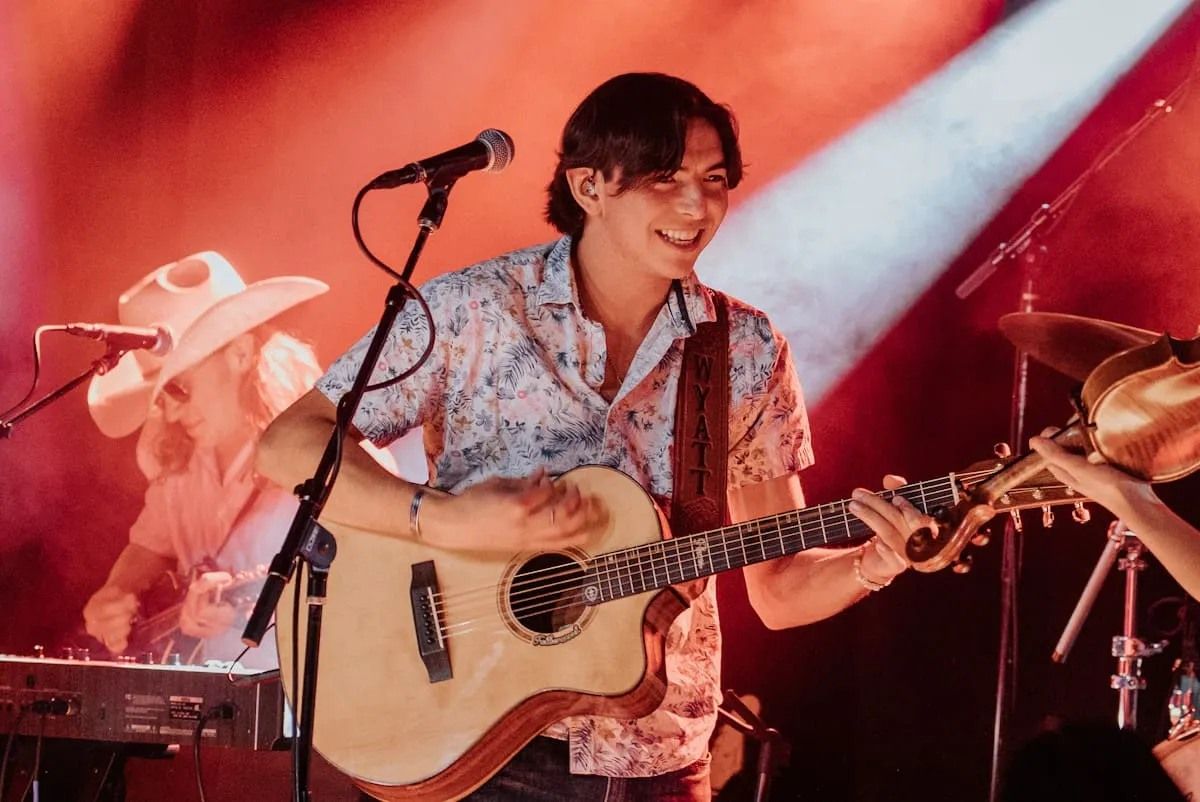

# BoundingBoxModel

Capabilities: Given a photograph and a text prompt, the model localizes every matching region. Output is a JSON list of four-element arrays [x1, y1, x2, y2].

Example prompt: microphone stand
[[241, 177, 456, 802], [718, 690, 787, 802], [0, 346, 128, 440], [954, 81, 1188, 802]]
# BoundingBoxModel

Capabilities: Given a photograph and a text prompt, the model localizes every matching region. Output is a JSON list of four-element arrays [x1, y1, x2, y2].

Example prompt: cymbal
[[998, 312, 1158, 381]]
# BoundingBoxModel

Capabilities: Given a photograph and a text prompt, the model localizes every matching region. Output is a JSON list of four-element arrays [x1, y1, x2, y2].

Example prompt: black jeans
[[463, 736, 711, 801]]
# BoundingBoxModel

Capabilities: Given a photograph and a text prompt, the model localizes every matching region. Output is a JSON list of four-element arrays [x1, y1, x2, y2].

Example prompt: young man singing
[[258, 72, 928, 801]]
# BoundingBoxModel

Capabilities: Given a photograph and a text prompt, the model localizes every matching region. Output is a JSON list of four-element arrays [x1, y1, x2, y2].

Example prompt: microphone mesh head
[[476, 129, 515, 173], [152, 325, 174, 357]]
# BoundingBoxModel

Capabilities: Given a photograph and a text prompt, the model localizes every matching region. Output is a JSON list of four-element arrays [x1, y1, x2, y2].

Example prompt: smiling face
[[155, 335, 254, 453], [586, 118, 730, 285]]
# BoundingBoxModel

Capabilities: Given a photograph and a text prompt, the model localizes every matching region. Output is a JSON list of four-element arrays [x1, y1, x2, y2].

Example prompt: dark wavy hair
[[545, 73, 743, 236]]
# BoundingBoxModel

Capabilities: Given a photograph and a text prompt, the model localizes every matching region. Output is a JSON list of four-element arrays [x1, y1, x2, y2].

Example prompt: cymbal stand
[[1109, 526, 1167, 729]]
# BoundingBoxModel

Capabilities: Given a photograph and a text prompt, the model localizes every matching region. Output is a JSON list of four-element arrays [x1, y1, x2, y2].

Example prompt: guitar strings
[[436, 484, 966, 639], [435, 477, 1074, 642], [430, 469, 1054, 632], [430, 471, 1065, 640], [429, 471, 976, 611], [428, 469, 1001, 617]]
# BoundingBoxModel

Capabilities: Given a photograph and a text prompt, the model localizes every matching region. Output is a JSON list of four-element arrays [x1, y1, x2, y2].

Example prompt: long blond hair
[[146, 326, 320, 476]]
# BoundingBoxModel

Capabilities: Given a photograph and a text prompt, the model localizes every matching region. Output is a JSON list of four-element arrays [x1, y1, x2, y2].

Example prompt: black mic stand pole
[[241, 178, 456, 802], [0, 346, 128, 439], [718, 690, 787, 802]]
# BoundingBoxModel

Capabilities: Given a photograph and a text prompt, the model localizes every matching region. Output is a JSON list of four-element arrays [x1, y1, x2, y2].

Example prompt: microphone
[[64, 323, 173, 356], [368, 129, 515, 189]]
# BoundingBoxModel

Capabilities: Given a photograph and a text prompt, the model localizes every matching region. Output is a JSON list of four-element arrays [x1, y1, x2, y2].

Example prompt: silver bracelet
[[409, 488, 427, 541], [853, 542, 892, 592]]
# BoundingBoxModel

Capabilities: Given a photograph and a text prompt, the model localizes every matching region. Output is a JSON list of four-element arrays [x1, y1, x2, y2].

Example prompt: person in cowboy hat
[[81, 251, 328, 669]]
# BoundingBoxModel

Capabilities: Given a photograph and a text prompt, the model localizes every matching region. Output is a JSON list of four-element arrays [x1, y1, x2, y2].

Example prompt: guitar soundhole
[[508, 553, 587, 637]]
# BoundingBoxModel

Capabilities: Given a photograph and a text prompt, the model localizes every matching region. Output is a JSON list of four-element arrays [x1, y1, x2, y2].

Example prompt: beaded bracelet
[[853, 542, 893, 592]]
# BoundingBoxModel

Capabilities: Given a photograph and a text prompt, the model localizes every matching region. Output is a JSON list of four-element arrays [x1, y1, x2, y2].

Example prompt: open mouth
[[656, 228, 703, 249]]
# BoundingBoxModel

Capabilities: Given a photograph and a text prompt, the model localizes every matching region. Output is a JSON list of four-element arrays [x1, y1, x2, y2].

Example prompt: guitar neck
[[585, 475, 961, 603]]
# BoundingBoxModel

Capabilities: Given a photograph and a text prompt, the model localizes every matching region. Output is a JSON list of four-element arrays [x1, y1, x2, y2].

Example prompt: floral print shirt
[[316, 236, 813, 777]]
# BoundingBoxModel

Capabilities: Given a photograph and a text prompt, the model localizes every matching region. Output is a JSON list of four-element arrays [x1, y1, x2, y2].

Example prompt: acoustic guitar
[[275, 459, 1083, 801]]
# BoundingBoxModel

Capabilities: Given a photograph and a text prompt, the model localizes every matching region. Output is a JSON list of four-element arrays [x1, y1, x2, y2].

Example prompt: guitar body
[[275, 466, 690, 801], [273, 456, 1087, 796]]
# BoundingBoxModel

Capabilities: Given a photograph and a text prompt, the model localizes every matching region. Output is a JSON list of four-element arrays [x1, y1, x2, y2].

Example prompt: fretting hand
[[848, 474, 935, 583]]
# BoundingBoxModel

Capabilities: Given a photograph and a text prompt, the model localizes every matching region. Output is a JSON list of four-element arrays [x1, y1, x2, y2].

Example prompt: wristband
[[409, 488, 427, 541]]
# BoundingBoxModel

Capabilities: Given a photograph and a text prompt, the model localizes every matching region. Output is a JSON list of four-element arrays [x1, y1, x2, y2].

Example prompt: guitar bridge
[[410, 561, 451, 683]]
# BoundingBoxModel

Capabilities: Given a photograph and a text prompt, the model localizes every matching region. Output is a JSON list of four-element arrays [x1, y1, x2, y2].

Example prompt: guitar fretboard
[[583, 475, 959, 603]]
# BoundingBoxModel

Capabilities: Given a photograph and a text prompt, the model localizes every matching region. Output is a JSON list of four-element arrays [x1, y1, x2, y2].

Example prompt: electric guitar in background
[[71, 564, 267, 664]]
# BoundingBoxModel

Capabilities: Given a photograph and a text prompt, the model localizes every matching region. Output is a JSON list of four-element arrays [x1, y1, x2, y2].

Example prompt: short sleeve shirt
[[316, 236, 813, 776], [129, 444, 295, 669]]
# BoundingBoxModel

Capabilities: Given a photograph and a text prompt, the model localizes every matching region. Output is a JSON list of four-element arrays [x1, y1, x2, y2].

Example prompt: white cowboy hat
[[86, 251, 328, 438]]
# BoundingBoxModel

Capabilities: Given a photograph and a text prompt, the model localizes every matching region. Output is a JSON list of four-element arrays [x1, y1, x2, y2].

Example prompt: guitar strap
[[209, 483, 264, 567], [671, 290, 730, 537]]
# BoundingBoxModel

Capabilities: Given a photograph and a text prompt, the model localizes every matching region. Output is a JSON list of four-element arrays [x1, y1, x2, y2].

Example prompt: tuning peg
[[952, 554, 974, 574], [1009, 509, 1024, 533], [1072, 502, 1091, 524], [1042, 505, 1055, 529], [994, 442, 1012, 459], [971, 528, 991, 547]]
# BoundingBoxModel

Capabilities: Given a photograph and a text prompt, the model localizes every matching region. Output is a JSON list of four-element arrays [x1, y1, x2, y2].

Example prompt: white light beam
[[700, 0, 1193, 403]]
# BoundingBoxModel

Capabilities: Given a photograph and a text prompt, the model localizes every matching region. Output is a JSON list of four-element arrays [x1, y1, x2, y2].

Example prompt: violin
[[1077, 333, 1200, 482], [907, 331, 1200, 572]]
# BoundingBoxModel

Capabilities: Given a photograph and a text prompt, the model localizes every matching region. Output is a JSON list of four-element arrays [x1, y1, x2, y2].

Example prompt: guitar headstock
[[906, 449, 1093, 574], [965, 459, 1089, 518]]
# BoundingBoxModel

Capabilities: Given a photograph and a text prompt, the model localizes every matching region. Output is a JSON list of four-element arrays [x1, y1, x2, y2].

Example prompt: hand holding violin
[[1030, 428, 1158, 523], [1032, 427, 1200, 600]]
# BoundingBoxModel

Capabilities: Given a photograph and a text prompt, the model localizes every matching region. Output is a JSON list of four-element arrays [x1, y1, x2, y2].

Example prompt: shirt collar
[[535, 236, 576, 307], [536, 235, 716, 336], [193, 441, 257, 488]]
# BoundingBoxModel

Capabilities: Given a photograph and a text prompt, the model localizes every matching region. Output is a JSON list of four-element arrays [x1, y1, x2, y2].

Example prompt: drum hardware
[[1163, 599, 1200, 740], [1166, 674, 1197, 739], [1051, 522, 1167, 729], [1153, 599, 1200, 797], [1110, 536, 1169, 730]]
